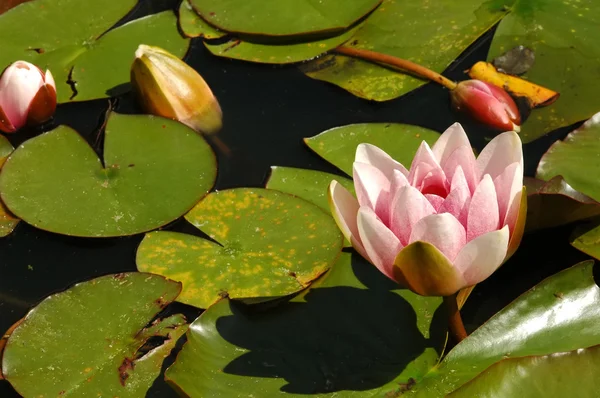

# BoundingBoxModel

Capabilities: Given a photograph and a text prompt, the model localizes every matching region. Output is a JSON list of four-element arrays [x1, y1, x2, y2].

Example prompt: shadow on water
[[212, 254, 445, 394]]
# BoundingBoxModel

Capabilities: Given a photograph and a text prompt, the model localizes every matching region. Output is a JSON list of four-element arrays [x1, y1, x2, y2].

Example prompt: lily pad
[[570, 221, 600, 261], [488, 0, 600, 143], [189, 0, 382, 37], [537, 112, 600, 202], [392, 260, 600, 397], [137, 188, 343, 308], [302, 0, 509, 101], [0, 0, 189, 102], [2, 272, 186, 397], [525, 176, 600, 232], [165, 253, 445, 397], [0, 136, 18, 237], [448, 344, 600, 397], [0, 112, 216, 237], [304, 123, 440, 176], [179, 0, 225, 39], [205, 26, 359, 65]]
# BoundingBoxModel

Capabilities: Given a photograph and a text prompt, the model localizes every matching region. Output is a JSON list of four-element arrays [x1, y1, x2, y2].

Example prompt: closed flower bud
[[0, 61, 57, 133], [131, 44, 222, 135], [450, 80, 521, 132]]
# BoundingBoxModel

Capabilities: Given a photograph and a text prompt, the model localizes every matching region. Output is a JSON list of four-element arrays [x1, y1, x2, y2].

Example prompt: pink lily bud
[[328, 123, 526, 296], [450, 80, 521, 132], [0, 61, 57, 133]]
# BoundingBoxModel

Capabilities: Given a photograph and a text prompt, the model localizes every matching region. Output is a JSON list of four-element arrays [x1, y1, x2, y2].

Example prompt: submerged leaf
[[491, 45, 535, 76], [137, 188, 343, 308], [2, 272, 186, 397]]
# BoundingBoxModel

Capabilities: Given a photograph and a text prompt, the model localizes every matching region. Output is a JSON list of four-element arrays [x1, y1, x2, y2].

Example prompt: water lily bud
[[450, 80, 521, 132], [131, 44, 222, 135], [329, 123, 526, 296], [0, 61, 57, 133]]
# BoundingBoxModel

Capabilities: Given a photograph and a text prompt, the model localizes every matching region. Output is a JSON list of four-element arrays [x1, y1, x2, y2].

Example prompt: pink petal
[[425, 194, 444, 211], [328, 181, 368, 260], [390, 185, 436, 245], [454, 226, 510, 285], [441, 145, 478, 193], [357, 207, 403, 280], [353, 162, 391, 224], [408, 142, 448, 195], [432, 122, 471, 166], [493, 162, 523, 229], [439, 168, 472, 227], [355, 143, 409, 178], [408, 213, 466, 261], [476, 131, 523, 180], [467, 174, 500, 242]]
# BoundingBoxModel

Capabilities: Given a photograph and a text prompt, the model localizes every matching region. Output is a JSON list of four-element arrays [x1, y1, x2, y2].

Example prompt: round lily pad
[[0, 112, 217, 237], [164, 253, 444, 396], [2, 272, 187, 398], [190, 0, 382, 37], [179, 0, 225, 39], [136, 188, 343, 308], [304, 123, 440, 176]]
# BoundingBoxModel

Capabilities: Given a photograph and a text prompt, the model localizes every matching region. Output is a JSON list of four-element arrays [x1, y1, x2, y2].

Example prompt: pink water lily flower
[[0, 60, 57, 133], [329, 123, 526, 296]]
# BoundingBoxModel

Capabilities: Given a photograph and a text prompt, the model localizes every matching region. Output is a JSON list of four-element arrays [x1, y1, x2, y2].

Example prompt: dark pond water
[[0, 0, 592, 396]]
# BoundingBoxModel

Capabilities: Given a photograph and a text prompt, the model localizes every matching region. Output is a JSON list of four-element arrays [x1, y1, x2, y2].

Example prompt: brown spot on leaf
[[154, 296, 167, 309], [118, 357, 135, 386], [113, 273, 126, 280]]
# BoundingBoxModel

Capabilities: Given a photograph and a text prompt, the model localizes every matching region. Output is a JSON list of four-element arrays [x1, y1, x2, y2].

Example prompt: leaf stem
[[334, 46, 458, 90], [444, 293, 467, 343]]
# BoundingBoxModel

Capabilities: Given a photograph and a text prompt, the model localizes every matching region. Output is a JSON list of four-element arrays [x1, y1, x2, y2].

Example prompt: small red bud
[[450, 80, 521, 132]]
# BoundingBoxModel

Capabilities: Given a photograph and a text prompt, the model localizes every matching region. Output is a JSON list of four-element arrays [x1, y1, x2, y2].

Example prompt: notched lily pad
[[537, 111, 600, 203], [0, 112, 217, 237], [190, 0, 382, 37], [525, 176, 600, 232], [0, 136, 18, 237], [165, 253, 445, 397], [137, 188, 343, 308], [179, 0, 225, 39], [304, 123, 440, 176], [1, 272, 187, 398], [0, 0, 189, 102]]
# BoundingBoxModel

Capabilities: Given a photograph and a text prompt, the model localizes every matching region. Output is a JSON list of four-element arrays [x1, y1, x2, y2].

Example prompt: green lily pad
[[488, 0, 600, 143], [0, 112, 216, 237], [448, 344, 600, 397], [304, 123, 440, 176], [393, 260, 600, 397], [179, 0, 225, 39], [0, 0, 189, 102], [537, 112, 600, 202], [2, 272, 187, 397], [189, 0, 381, 37], [0, 136, 18, 237], [525, 176, 600, 232], [137, 188, 343, 309], [569, 220, 600, 261], [165, 253, 445, 396], [205, 26, 359, 65], [302, 0, 508, 101]]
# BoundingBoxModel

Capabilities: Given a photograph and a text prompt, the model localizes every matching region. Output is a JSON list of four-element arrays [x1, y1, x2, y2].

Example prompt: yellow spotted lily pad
[[0, 113, 216, 237], [136, 188, 344, 309], [1, 272, 187, 397]]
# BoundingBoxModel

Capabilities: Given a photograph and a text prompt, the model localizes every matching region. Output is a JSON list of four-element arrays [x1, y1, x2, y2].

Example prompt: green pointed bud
[[130, 44, 222, 135]]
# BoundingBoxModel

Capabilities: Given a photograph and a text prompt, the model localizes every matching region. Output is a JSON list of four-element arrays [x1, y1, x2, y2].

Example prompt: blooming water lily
[[329, 123, 526, 296]]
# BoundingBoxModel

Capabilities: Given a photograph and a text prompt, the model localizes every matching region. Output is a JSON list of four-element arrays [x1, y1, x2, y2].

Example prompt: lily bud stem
[[444, 293, 467, 343], [334, 46, 458, 90]]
